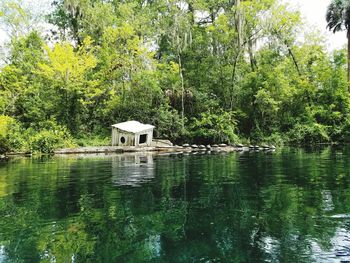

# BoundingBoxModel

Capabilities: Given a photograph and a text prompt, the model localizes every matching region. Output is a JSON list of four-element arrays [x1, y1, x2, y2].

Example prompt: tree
[[0, 0, 50, 38], [1, 0, 350, 148], [37, 38, 97, 133], [326, 0, 350, 91], [161, 0, 193, 129], [0, 0, 31, 38], [0, 32, 45, 120]]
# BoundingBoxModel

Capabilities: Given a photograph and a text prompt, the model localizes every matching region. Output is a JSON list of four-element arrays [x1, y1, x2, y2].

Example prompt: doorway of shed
[[139, 134, 147, 144]]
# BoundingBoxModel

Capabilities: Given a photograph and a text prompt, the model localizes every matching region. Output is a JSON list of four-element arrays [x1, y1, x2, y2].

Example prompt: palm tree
[[326, 0, 350, 91]]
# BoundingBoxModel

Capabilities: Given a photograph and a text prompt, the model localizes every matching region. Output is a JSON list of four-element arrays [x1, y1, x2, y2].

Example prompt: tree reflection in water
[[0, 148, 350, 262]]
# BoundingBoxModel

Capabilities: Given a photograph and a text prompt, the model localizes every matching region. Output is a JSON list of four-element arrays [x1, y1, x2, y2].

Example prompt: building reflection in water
[[111, 152, 155, 187]]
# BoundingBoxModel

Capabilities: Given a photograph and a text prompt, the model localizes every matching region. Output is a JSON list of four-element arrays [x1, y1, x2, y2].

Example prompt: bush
[[0, 117, 78, 154], [75, 135, 110, 147], [0, 115, 26, 153], [262, 132, 285, 146], [30, 122, 76, 153], [152, 106, 184, 142], [0, 116, 13, 153], [287, 123, 330, 145], [189, 111, 239, 144], [334, 115, 350, 142]]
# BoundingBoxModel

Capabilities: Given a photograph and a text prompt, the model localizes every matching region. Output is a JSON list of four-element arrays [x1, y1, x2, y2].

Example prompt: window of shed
[[139, 134, 147, 144], [120, 136, 126, 144]]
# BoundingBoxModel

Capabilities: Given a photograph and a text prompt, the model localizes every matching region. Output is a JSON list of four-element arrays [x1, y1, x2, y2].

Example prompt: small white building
[[111, 121, 155, 147]]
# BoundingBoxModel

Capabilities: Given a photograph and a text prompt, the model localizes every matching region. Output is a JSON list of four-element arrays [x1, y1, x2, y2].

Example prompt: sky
[[0, 0, 347, 51], [285, 0, 347, 50]]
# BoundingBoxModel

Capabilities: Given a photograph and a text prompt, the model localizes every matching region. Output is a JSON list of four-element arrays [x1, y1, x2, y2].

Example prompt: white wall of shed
[[112, 128, 136, 146], [112, 127, 154, 146], [135, 129, 153, 146]]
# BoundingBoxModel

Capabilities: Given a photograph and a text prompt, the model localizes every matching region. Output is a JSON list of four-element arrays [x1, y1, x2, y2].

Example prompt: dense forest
[[0, 0, 349, 153]]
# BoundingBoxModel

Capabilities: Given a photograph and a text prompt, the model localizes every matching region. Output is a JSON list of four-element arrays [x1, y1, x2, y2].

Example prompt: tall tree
[[161, 0, 193, 129], [37, 38, 97, 133], [326, 0, 350, 91], [0, 0, 32, 38]]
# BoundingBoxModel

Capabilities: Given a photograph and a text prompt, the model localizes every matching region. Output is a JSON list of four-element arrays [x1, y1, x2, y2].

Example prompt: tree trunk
[[248, 39, 257, 71], [235, 0, 243, 47], [188, 2, 195, 24], [229, 50, 242, 110], [285, 40, 301, 76], [348, 30, 350, 92], [178, 54, 185, 129]]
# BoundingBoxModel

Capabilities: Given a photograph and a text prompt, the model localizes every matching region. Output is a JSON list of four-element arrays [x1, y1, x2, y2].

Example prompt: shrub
[[287, 123, 330, 145], [152, 106, 184, 142], [262, 132, 285, 146], [0, 115, 26, 153], [189, 111, 239, 144], [75, 135, 110, 147], [30, 122, 76, 153], [335, 116, 350, 142], [0, 116, 13, 153]]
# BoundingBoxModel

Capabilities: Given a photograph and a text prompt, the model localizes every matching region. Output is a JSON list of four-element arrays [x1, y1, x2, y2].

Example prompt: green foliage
[[37, 38, 98, 134], [75, 135, 110, 147], [0, 117, 76, 154], [262, 133, 285, 146], [1, 0, 350, 152], [189, 111, 239, 144], [335, 115, 350, 142], [30, 130, 70, 154], [0, 0, 33, 37], [152, 106, 184, 142], [29, 122, 75, 153], [287, 123, 330, 145], [0, 115, 28, 153], [0, 115, 16, 153]]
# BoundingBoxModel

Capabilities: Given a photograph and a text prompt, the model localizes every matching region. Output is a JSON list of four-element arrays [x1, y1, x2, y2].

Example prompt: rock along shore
[[53, 145, 276, 155]]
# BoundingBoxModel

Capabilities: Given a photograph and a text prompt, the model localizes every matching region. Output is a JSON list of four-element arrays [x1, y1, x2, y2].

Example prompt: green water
[[1, 148, 350, 262]]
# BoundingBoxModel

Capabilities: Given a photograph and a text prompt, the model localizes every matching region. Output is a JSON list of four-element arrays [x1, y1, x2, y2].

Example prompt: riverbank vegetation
[[0, 0, 349, 153]]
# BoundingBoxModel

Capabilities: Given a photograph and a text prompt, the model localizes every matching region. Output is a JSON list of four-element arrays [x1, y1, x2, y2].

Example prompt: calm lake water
[[1, 148, 350, 262]]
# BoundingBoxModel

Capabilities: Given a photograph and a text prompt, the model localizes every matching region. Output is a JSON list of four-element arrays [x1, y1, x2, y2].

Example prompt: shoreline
[[7, 142, 350, 158], [1, 145, 278, 158], [53, 145, 278, 154]]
